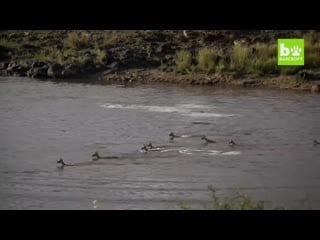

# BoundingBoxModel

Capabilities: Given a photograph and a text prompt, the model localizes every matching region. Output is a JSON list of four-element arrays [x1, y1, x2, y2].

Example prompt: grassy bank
[[177, 185, 309, 210], [0, 30, 320, 92], [178, 185, 266, 210], [172, 31, 320, 77]]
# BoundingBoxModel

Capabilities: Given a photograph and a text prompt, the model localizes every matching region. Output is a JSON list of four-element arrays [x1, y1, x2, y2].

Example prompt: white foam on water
[[221, 151, 241, 155], [144, 106, 187, 113], [176, 104, 216, 109], [208, 152, 222, 156], [100, 104, 125, 109], [173, 148, 240, 156], [180, 135, 191, 138], [184, 112, 234, 118], [99, 103, 235, 119], [99, 103, 189, 114], [208, 150, 223, 154], [160, 149, 180, 153], [150, 148, 164, 151], [178, 150, 193, 155]]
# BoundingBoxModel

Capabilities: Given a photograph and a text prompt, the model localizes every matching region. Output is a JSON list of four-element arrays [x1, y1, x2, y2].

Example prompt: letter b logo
[[280, 43, 290, 56]]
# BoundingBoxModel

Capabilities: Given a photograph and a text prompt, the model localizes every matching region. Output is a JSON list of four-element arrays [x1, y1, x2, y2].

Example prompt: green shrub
[[196, 47, 220, 73], [175, 50, 192, 74], [64, 31, 91, 49], [34, 48, 64, 64], [231, 44, 251, 70], [0, 38, 20, 49], [178, 185, 265, 210], [206, 185, 264, 210], [231, 43, 278, 75], [94, 48, 107, 64], [304, 32, 320, 68]]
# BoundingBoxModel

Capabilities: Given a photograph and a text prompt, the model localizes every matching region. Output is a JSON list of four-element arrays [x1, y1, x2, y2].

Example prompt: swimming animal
[[169, 132, 183, 140], [147, 142, 166, 151], [92, 151, 119, 161], [201, 136, 216, 143], [140, 145, 149, 152], [57, 158, 73, 169], [229, 140, 236, 146]]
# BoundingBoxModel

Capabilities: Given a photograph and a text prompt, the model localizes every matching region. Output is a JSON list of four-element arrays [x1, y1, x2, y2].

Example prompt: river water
[[0, 77, 320, 209]]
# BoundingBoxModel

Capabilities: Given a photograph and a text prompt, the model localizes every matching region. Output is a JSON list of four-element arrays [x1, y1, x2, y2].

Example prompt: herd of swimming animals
[[57, 132, 320, 169]]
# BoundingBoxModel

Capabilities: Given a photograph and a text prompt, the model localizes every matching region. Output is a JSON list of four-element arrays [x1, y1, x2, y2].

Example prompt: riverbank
[[98, 68, 320, 92], [1, 30, 320, 93]]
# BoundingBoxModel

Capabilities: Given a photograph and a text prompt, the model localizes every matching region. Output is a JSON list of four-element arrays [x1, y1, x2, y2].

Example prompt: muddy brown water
[[0, 77, 320, 209]]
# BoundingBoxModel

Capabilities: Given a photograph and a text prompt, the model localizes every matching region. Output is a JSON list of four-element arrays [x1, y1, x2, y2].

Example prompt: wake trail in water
[[99, 103, 235, 118]]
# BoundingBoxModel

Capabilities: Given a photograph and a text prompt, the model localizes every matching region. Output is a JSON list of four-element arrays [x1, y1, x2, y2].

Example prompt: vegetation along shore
[[1, 30, 320, 92]]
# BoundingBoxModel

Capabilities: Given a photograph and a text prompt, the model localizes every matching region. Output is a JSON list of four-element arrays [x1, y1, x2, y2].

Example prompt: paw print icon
[[291, 46, 302, 56]]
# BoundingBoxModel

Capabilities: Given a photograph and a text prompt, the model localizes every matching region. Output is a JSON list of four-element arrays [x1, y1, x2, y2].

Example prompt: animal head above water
[[141, 145, 148, 151], [57, 158, 64, 164], [57, 158, 66, 166], [92, 151, 99, 158]]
